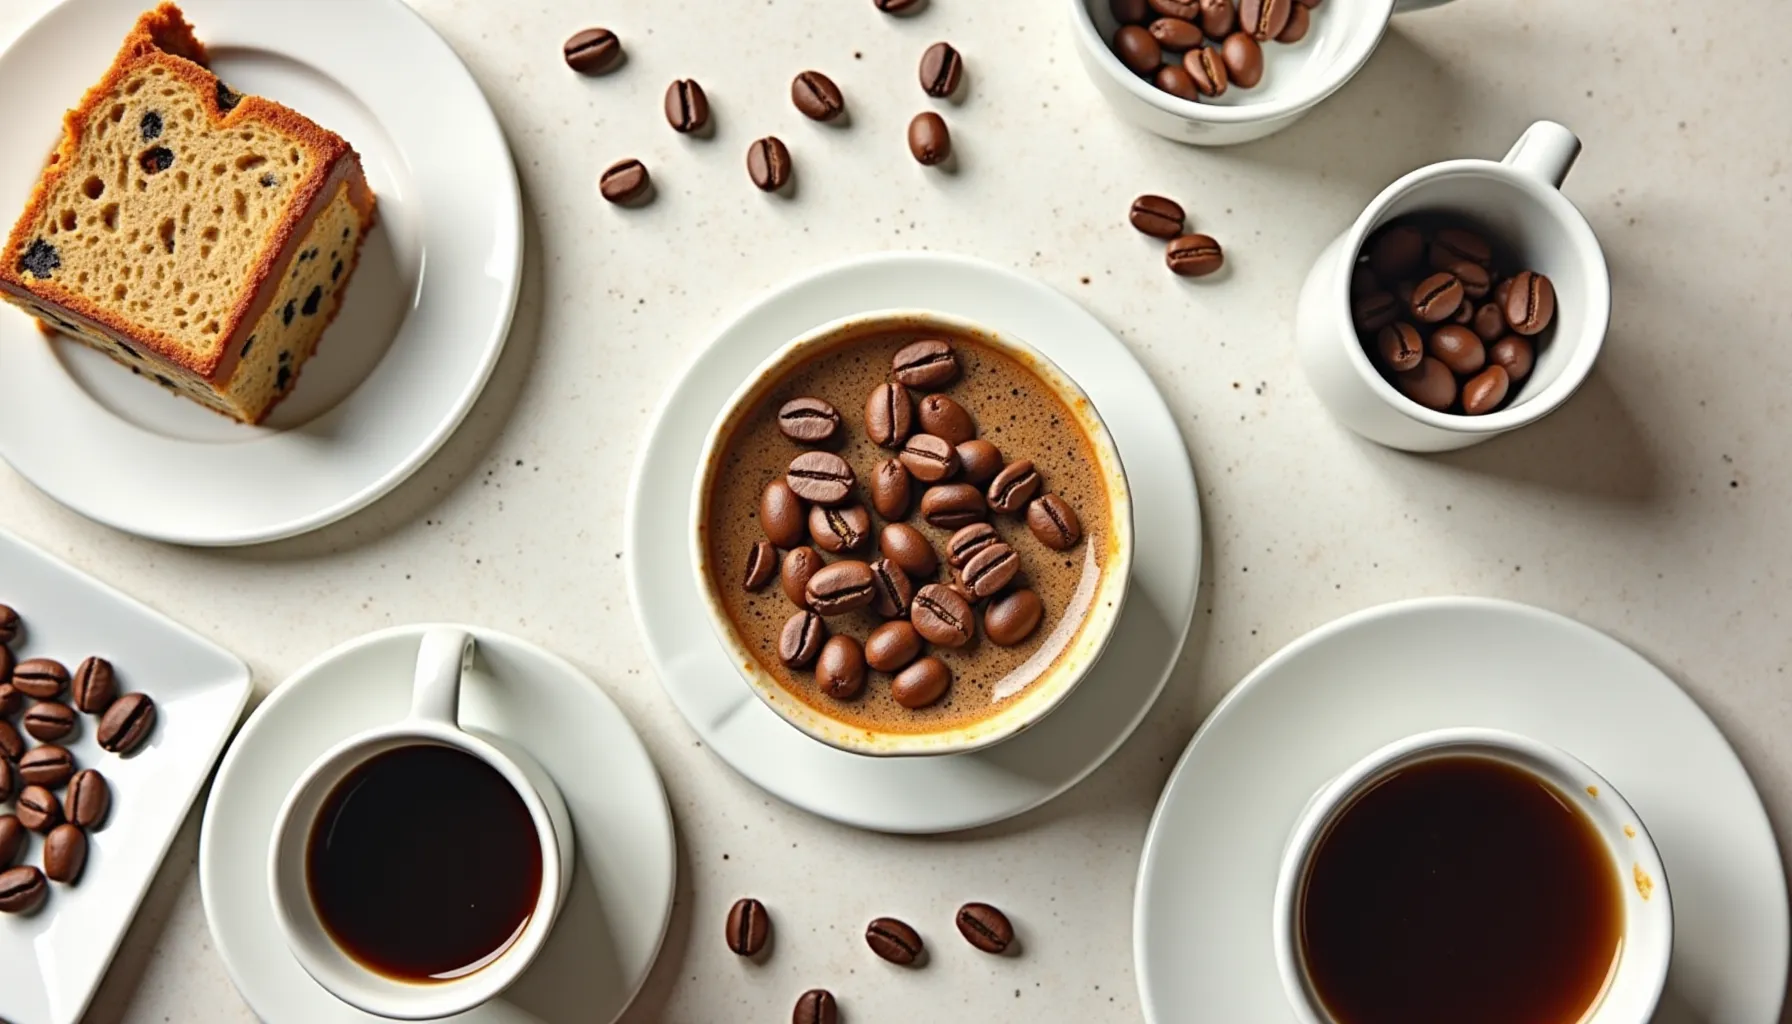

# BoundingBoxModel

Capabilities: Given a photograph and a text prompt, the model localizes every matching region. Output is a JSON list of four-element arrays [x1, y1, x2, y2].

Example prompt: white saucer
[[198, 626, 674, 1024], [625, 252, 1201, 834], [0, 0, 520, 545], [1135, 597, 1788, 1024]]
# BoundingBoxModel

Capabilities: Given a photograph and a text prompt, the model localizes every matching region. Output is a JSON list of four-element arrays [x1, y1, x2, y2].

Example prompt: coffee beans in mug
[[865, 621, 923, 673], [0, 603, 18, 644], [71, 656, 117, 715], [65, 769, 110, 830], [787, 451, 855, 505], [1352, 291, 1400, 333], [0, 814, 21, 866], [1489, 335, 1535, 382], [956, 902, 1015, 954], [866, 916, 926, 964], [665, 79, 710, 133], [792, 70, 845, 122], [1112, 0, 1150, 23], [1197, 0, 1235, 36], [908, 112, 951, 166], [960, 543, 1020, 599], [12, 658, 68, 700], [866, 382, 916, 449], [563, 28, 622, 75], [985, 589, 1044, 646], [43, 823, 85, 884], [1239, 0, 1292, 41], [1411, 272, 1465, 323], [794, 989, 838, 1024], [1428, 325, 1486, 376], [780, 611, 827, 669], [1461, 364, 1511, 416], [1278, 3, 1311, 42], [956, 439, 1004, 484], [880, 523, 938, 577], [1113, 25, 1161, 76], [870, 559, 916, 618], [1376, 322, 1424, 373], [0, 719, 21, 761], [1368, 225, 1425, 281], [809, 503, 872, 554], [892, 340, 960, 390], [598, 159, 650, 205], [807, 561, 877, 616], [1472, 302, 1507, 343], [870, 459, 912, 519], [19, 745, 74, 789], [17, 785, 61, 833], [1221, 32, 1264, 89], [920, 42, 963, 98], [987, 459, 1042, 514], [893, 656, 951, 709], [817, 635, 867, 699], [1448, 259, 1492, 300], [1150, 17, 1205, 51], [917, 394, 976, 445], [1166, 234, 1224, 277], [947, 522, 1000, 569], [921, 483, 987, 529], [782, 547, 824, 609], [23, 702, 75, 743], [748, 136, 793, 191], [1430, 227, 1493, 270], [1130, 194, 1185, 239], [0, 865, 46, 914], [1027, 494, 1083, 550], [911, 584, 974, 648], [778, 397, 842, 444], [1396, 357, 1457, 412], [1181, 46, 1227, 97], [743, 540, 778, 592], [97, 692, 156, 754], [726, 897, 770, 957], [1155, 64, 1200, 101], [899, 434, 960, 483], [761, 480, 808, 548], [1504, 270, 1557, 336]]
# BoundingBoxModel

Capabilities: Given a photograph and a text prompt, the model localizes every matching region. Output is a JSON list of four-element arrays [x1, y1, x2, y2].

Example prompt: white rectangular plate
[[0, 528, 251, 1024]]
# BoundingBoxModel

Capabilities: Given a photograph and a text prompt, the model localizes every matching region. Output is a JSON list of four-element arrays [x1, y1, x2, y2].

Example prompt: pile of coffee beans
[[1109, 0, 1320, 102], [1130, 193, 1225, 277], [748, 341, 1085, 712], [1352, 216, 1557, 415], [0, 604, 155, 916]]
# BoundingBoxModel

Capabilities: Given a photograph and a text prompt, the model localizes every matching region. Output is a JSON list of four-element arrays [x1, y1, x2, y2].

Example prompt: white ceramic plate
[[625, 252, 1201, 834], [0, 527, 252, 1024], [1135, 597, 1788, 1024], [0, 0, 520, 546], [198, 625, 675, 1024]]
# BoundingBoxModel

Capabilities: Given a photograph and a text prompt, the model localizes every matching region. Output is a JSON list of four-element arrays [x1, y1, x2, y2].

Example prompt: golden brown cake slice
[[0, 3, 376, 423]]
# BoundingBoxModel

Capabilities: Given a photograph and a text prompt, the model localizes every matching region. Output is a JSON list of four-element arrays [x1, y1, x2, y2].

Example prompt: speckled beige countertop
[[1, 0, 1789, 1021]]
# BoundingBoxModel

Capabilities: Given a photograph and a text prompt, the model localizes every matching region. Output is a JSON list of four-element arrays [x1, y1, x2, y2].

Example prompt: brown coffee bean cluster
[[1110, 0, 1320, 102], [1352, 217, 1557, 416], [1129, 194, 1226, 278], [0, 605, 152, 916], [747, 341, 1085, 713]]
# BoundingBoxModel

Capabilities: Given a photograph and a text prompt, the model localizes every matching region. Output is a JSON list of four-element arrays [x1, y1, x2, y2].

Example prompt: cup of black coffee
[[267, 629, 574, 1020]]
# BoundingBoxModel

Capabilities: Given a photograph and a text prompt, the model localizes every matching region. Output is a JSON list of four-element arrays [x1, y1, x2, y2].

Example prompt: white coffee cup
[[1273, 727, 1672, 1024], [268, 627, 575, 1020], [1067, 0, 1456, 146], [1297, 120, 1610, 451]]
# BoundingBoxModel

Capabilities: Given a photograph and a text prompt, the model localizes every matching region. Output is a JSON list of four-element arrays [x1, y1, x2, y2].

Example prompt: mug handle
[[1501, 120, 1582, 189], [1393, 0, 1458, 12], [410, 627, 475, 726]]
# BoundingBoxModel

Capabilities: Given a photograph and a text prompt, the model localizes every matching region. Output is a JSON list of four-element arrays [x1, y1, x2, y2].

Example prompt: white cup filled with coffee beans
[[267, 628, 575, 1020], [1297, 120, 1611, 452]]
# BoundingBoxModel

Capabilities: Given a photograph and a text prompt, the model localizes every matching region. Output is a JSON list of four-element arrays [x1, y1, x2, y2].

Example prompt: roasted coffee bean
[[1027, 494, 1083, 550], [17, 785, 61, 833], [0, 865, 46, 914], [921, 483, 987, 529], [782, 547, 824, 609], [1221, 33, 1264, 88], [1148, 0, 1199, 17], [1488, 335, 1535, 383], [1376, 322, 1424, 372], [870, 559, 916, 618], [19, 746, 73, 789], [761, 480, 808, 548], [1396, 357, 1457, 411], [65, 769, 109, 830], [1114, 26, 1162, 76], [794, 989, 838, 1024], [894, 657, 951, 708], [748, 136, 793, 191], [817, 635, 867, 699], [1182, 46, 1228, 97], [1149, 17, 1204, 50], [0, 718, 21, 760], [779, 611, 827, 668], [1449, 297, 1474, 325], [948, 523, 1001, 569], [0, 760, 14, 804], [870, 458, 912, 519], [810, 504, 873, 554], [807, 560, 876, 616], [1352, 291, 1400, 333], [563, 28, 622, 74], [876, 0, 924, 12], [956, 439, 1004, 485], [987, 460, 1042, 514], [957, 903, 1014, 954], [918, 394, 976, 444], [1154, 64, 1200, 101], [1130, 194, 1185, 239], [911, 584, 974, 648], [1277, 2, 1311, 41], [0, 603, 17, 644], [778, 397, 843, 444], [97, 692, 155, 754], [1111, 0, 1151, 23], [665, 79, 710, 133], [867, 916, 926, 963], [1368, 225, 1425, 281], [985, 589, 1044, 646], [892, 340, 960, 390], [1198, 0, 1236, 36], [744, 540, 778, 592], [1462, 364, 1511, 416], [1494, 277, 1514, 307], [792, 70, 845, 121], [1428, 325, 1486, 376], [920, 42, 964, 97], [1239, 0, 1292, 40], [71, 657, 117, 715], [1446, 259, 1491, 300], [1430, 227, 1493, 270], [880, 523, 939, 577], [866, 621, 924, 673], [1410, 272, 1465, 323], [0, 682, 17, 719], [0, 815, 21, 866], [899, 434, 960, 483], [598, 159, 651, 204], [1167, 234, 1224, 276], [787, 451, 855, 505], [960, 543, 1020, 599], [1503, 270, 1556, 335], [44, 823, 85, 884], [866, 382, 916, 449], [23, 702, 74, 743], [1391, 278, 1419, 305], [726, 897, 771, 956], [12, 658, 67, 700], [908, 112, 951, 166], [1472, 303, 1507, 343]]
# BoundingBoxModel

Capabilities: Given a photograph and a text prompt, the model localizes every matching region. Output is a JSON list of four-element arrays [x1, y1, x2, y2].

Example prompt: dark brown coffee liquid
[[307, 744, 542, 982], [1299, 756, 1623, 1024]]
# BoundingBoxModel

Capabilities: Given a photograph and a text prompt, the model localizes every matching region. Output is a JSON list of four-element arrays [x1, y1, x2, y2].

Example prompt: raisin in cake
[[0, 3, 376, 423]]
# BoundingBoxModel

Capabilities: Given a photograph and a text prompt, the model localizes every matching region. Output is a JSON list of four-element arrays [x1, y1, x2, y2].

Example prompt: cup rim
[[1065, 0, 1397, 125], [1334, 158, 1613, 434], [1271, 727, 1672, 1024], [688, 308, 1135, 758], [267, 722, 564, 1020]]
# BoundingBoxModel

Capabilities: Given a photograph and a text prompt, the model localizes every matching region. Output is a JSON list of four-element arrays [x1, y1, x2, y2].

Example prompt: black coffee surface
[[307, 744, 541, 982], [1300, 756, 1623, 1024]]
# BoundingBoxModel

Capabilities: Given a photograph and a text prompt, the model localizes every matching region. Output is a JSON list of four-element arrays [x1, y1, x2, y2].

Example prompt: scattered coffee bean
[[779, 611, 827, 668], [782, 547, 823, 609], [1155, 64, 1200, 100], [1472, 302, 1507, 343], [875, 0, 924, 12], [12, 658, 67, 700], [761, 480, 809, 548], [1461, 364, 1511, 416], [1239, 0, 1292, 40], [1428, 325, 1486, 376], [65, 770, 110, 830], [744, 540, 778, 592], [17, 785, 61, 833], [957, 903, 1015, 954], [1027, 494, 1083, 550], [0, 604, 17, 644], [787, 451, 855, 505], [1114, 25, 1162, 76], [1182, 46, 1228, 97], [1130, 194, 1185, 239], [870, 458, 912, 519], [0, 718, 21, 760], [1368, 225, 1425, 281], [870, 559, 916, 619], [1376, 322, 1424, 372], [911, 584, 974, 648], [23, 702, 75, 743], [1166, 234, 1224, 277], [1489, 335, 1534, 382], [807, 561, 877, 616], [0, 682, 18, 719], [665, 79, 710, 133], [881, 524, 939, 577], [563, 28, 622, 74], [987, 459, 1042, 514], [794, 989, 838, 1024], [726, 897, 770, 957], [920, 42, 963, 98], [97, 692, 155, 754], [817, 635, 868, 699], [1503, 270, 1556, 335], [0, 865, 46, 914], [778, 397, 843, 444], [792, 71, 846, 122], [0, 815, 21, 866], [1410, 271, 1464, 323], [908, 112, 951, 166], [865, 621, 924, 673], [899, 434, 960, 483], [960, 543, 1020, 599], [598, 159, 651, 205], [43, 823, 85, 884], [985, 589, 1044, 646], [866, 916, 926, 964], [1430, 227, 1493, 270], [19, 746, 73, 789], [917, 394, 975, 445], [956, 439, 1004, 484], [0, 761, 14, 803], [71, 657, 116, 715], [748, 136, 793, 192], [1197, 0, 1236, 35], [1352, 291, 1400, 333], [892, 340, 960, 390], [1222, 32, 1264, 88], [1150, 17, 1204, 50], [810, 504, 873, 554], [1278, 2, 1311, 42], [1112, 0, 1150, 23], [1396, 357, 1457, 411], [867, 382, 916, 449], [920, 483, 987, 529], [948, 523, 1001, 569]]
